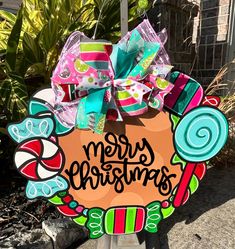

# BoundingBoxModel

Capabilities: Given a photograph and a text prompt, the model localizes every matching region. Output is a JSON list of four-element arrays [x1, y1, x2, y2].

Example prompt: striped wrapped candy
[[164, 71, 204, 116], [86, 202, 162, 238], [105, 207, 145, 235]]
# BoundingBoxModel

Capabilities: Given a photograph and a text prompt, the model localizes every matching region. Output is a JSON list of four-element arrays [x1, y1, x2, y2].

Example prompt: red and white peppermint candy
[[14, 138, 64, 181]]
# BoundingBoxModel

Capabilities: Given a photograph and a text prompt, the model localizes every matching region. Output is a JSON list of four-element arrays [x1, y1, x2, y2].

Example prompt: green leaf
[[23, 11, 41, 34], [0, 66, 6, 80], [23, 33, 44, 64], [26, 62, 45, 77], [64, 0, 72, 13], [0, 29, 12, 36], [189, 175, 199, 194], [39, 18, 60, 53], [0, 10, 16, 26], [161, 204, 175, 219], [0, 128, 7, 135], [0, 77, 28, 121], [170, 114, 181, 130], [16, 55, 31, 78], [137, 0, 149, 9], [5, 7, 23, 72], [46, 0, 58, 15]]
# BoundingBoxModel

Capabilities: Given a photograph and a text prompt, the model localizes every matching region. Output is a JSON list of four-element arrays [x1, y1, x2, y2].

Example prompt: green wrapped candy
[[144, 201, 163, 233], [86, 208, 105, 239]]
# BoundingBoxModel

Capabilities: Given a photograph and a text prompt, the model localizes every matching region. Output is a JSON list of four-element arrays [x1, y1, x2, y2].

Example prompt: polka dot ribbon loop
[[113, 79, 152, 104]]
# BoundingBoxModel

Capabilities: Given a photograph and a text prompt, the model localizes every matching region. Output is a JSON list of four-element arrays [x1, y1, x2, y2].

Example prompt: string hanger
[[92, 0, 107, 40], [140, 9, 150, 21]]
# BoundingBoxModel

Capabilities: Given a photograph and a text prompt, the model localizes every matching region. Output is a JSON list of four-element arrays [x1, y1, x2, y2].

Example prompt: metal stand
[[96, 233, 161, 249], [120, 0, 129, 37]]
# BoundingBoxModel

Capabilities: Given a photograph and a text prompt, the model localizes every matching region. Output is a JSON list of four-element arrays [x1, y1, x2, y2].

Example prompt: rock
[[0, 201, 4, 208], [42, 218, 88, 249], [0, 229, 53, 249]]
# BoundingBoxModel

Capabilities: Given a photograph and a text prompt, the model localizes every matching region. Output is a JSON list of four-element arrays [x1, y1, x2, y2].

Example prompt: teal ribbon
[[111, 29, 160, 79], [85, 88, 108, 115], [111, 46, 138, 79]]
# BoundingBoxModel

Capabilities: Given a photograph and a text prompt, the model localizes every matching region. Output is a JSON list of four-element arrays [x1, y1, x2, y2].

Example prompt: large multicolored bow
[[51, 20, 174, 133]]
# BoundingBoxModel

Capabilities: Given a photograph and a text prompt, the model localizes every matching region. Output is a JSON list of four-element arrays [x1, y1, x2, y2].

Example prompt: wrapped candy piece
[[8, 116, 54, 143], [86, 202, 162, 239], [144, 201, 162, 233], [105, 207, 145, 235], [14, 137, 65, 181], [86, 208, 105, 239], [164, 71, 204, 116], [26, 176, 68, 199]]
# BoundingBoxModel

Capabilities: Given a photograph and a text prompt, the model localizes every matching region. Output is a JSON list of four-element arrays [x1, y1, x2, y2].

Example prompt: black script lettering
[[66, 163, 176, 196], [158, 166, 176, 196], [83, 141, 104, 162], [82, 132, 154, 166], [65, 133, 176, 196]]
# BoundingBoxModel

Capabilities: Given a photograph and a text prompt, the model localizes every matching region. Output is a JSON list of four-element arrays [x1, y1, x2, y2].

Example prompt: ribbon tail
[[76, 89, 109, 134]]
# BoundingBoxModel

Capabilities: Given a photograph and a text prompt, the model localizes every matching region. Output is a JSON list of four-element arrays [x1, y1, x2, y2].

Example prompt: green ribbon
[[144, 201, 163, 233]]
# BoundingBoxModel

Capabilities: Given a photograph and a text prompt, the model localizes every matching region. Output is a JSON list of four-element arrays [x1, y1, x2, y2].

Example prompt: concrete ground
[[78, 166, 235, 249]]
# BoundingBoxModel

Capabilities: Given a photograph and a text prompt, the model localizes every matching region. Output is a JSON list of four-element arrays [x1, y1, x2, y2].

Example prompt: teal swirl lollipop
[[174, 106, 229, 162]]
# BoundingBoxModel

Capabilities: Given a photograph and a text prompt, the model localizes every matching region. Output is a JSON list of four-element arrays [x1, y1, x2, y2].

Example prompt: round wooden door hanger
[[7, 20, 228, 239]]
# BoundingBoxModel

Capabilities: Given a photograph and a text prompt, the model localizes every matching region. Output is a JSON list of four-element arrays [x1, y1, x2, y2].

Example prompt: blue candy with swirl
[[174, 107, 228, 162], [8, 116, 54, 143], [26, 176, 68, 199]]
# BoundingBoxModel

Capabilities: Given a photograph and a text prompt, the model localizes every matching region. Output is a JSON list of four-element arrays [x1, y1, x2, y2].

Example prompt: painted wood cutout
[[7, 20, 229, 239]]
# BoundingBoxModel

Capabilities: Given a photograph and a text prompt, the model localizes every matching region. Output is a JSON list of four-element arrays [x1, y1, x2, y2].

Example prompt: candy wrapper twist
[[51, 20, 174, 134]]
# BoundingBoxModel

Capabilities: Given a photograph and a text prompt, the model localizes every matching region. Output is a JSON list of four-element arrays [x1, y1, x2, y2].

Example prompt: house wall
[[226, 0, 235, 88], [0, 0, 21, 13], [148, 0, 199, 74], [192, 0, 231, 86], [149, 0, 232, 86]]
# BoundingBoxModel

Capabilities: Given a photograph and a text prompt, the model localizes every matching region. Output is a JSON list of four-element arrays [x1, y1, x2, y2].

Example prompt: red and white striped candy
[[14, 138, 64, 181]]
